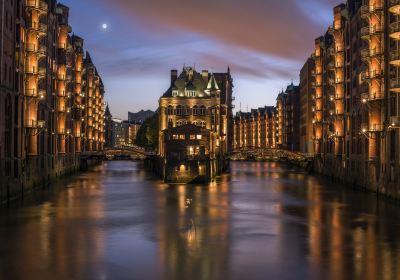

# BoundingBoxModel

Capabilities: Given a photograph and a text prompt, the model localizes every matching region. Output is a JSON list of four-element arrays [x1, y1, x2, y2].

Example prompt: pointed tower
[[105, 103, 113, 148]]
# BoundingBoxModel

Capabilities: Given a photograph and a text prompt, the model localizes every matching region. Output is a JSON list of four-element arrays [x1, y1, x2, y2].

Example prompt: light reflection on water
[[0, 161, 400, 280]]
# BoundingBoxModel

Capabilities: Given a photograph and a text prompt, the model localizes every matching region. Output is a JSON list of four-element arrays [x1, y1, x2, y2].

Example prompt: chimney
[[202, 70, 209, 82], [171, 70, 178, 85]]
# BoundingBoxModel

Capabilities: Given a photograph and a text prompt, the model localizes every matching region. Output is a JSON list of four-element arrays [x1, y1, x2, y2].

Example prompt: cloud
[[88, 0, 343, 61]]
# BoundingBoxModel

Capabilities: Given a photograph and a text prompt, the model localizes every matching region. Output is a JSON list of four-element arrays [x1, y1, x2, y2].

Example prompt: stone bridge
[[229, 148, 314, 163], [82, 146, 154, 161]]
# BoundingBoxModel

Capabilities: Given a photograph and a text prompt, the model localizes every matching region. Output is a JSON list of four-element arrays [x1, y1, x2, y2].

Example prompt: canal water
[[1, 161, 400, 280]]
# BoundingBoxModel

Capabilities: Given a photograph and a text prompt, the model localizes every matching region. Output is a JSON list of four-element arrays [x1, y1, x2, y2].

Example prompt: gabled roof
[[206, 73, 220, 92]]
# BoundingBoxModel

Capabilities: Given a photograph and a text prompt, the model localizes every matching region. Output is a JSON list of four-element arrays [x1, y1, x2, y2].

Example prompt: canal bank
[[312, 156, 400, 201], [0, 156, 102, 205]]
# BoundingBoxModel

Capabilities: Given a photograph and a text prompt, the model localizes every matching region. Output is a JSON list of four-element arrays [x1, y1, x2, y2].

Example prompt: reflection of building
[[0, 0, 105, 202], [158, 67, 234, 183], [155, 182, 231, 280], [309, 0, 400, 193]]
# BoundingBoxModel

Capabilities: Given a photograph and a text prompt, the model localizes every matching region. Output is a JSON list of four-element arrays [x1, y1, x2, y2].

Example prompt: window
[[179, 134, 185, 140], [176, 106, 182, 116], [186, 90, 196, 97], [173, 135, 179, 140], [167, 106, 174, 115], [172, 90, 178, 97], [187, 146, 200, 156], [190, 135, 196, 140], [196, 135, 202, 140], [193, 106, 198, 116], [199, 106, 207, 116]]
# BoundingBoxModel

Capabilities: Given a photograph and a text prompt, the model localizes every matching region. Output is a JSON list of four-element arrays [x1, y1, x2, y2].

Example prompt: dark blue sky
[[63, 0, 342, 119]]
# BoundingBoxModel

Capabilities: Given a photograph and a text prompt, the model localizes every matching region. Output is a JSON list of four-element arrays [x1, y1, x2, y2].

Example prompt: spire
[[206, 73, 220, 92], [105, 102, 111, 117]]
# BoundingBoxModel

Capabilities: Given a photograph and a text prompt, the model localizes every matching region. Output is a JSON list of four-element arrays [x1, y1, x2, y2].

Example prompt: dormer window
[[185, 90, 196, 97], [172, 90, 178, 97]]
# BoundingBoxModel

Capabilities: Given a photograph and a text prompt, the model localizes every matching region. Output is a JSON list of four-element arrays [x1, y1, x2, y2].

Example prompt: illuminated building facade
[[112, 118, 140, 147], [158, 67, 234, 183], [300, 57, 316, 154], [311, 0, 400, 194], [233, 106, 276, 150], [233, 83, 300, 152], [0, 0, 105, 202]]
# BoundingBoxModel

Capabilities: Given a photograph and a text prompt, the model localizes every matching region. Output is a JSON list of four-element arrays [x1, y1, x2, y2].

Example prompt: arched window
[[167, 106, 174, 115], [199, 106, 207, 116], [193, 105, 198, 116], [176, 105, 183, 116]]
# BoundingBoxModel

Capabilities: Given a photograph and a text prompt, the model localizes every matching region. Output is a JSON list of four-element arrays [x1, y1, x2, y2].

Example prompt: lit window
[[172, 90, 178, 97], [190, 135, 196, 140], [173, 135, 179, 140], [196, 135, 202, 140], [179, 134, 185, 140]]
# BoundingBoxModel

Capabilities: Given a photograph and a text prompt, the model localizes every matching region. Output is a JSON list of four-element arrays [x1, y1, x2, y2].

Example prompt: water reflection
[[0, 161, 400, 279]]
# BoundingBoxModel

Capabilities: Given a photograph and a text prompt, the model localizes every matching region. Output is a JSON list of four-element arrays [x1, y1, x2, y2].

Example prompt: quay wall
[[0, 156, 102, 205]]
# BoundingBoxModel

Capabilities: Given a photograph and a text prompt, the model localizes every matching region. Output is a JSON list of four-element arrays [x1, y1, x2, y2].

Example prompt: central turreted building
[[158, 67, 234, 183]]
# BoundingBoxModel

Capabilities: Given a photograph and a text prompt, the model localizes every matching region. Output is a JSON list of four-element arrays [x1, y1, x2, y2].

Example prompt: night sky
[[63, 0, 342, 119]]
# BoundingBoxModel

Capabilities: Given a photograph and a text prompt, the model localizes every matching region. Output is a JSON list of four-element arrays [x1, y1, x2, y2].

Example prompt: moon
[[102, 23, 108, 30]]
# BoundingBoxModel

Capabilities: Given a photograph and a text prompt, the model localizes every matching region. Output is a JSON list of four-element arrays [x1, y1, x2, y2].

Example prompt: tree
[[135, 112, 159, 151]]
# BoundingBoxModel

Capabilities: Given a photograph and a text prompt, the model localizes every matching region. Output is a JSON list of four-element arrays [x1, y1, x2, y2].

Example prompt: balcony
[[25, 0, 39, 9], [39, 0, 48, 12], [360, 26, 370, 38], [25, 0, 47, 13], [24, 119, 43, 128], [390, 79, 400, 92], [25, 89, 37, 98], [335, 78, 344, 84], [362, 123, 384, 132], [391, 22, 400, 41], [390, 116, 400, 127], [25, 66, 38, 75], [26, 20, 38, 30], [25, 43, 37, 52], [361, 91, 384, 103], [389, 0, 400, 15], [327, 61, 335, 70], [38, 89, 46, 99], [390, 50, 400, 66], [361, 25, 384, 38], [38, 67, 46, 78], [335, 61, 344, 68], [38, 45, 46, 57], [38, 23, 47, 35], [369, 69, 384, 79], [360, 48, 370, 60], [360, 4, 370, 18]]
